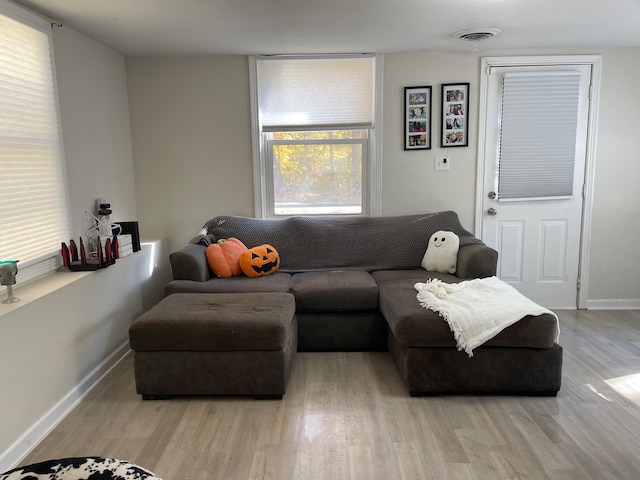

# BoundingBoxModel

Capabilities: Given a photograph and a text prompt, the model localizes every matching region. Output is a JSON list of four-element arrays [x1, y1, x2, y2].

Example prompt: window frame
[[0, 0, 71, 287], [249, 54, 383, 219]]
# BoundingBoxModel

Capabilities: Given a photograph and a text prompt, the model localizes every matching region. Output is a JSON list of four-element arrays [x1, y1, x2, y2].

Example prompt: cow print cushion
[[0, 457, 163, 480]]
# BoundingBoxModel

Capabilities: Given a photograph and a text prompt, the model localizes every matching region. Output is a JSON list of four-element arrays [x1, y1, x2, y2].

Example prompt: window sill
[[0, 240, 165, 320], [0, 269, 93, 318]]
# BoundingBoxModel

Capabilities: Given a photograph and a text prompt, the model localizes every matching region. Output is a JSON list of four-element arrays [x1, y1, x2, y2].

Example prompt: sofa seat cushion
[[378, 279, 559, 349], [165, 272, 291, 296], [129, 292, 296, 351], [289, 271, 378, 312]]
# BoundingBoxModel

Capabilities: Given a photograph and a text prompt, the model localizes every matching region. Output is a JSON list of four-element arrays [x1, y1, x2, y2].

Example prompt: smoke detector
[[452, 28, 501, 42]]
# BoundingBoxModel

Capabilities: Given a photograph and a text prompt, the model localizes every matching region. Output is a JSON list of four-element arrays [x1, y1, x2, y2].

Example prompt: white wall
[[0, 240, 168, 471], [587, 49, 640, 305], [126, 49, 640, 306], [54, 27, 138, 235], [382, 52, 480, 230], [0, 27, 169, 469], [126, 56, 254, 253]]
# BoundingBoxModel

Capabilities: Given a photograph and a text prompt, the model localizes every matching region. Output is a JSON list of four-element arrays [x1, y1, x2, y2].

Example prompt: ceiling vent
[[452, 28, 501, 42]]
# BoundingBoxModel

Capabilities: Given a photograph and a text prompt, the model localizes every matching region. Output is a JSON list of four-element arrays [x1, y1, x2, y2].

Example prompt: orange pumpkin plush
[[205, 238, 247, 278], [239, 244, 280, 278]]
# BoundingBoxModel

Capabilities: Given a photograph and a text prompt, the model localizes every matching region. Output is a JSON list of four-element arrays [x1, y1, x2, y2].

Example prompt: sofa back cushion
[[200, 211, 479, 273]]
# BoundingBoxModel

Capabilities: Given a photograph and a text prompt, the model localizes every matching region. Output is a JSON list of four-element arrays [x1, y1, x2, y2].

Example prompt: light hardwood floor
[[21, 310, 640, 479]]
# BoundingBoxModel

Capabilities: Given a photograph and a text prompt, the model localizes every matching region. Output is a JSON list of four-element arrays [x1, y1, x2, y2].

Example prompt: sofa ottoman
[[129, 292, 297, 399]]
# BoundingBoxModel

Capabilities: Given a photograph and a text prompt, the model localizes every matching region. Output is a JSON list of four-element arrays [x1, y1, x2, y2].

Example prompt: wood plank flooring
[[20, 309, 640, 479]]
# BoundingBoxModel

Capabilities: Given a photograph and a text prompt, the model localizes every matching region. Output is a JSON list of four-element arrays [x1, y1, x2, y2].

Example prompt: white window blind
[[498, 71, 581, 200], [0, 2, 70, 285], [258, 55, 375, 131]]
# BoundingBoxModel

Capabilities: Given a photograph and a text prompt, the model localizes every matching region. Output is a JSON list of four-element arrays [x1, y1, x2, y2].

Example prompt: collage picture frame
[[440, 83, 469, 147], [404, 86, 432, 150]]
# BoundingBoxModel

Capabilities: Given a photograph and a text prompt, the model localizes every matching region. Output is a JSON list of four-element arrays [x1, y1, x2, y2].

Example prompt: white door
[[479, 62, 592, 309]]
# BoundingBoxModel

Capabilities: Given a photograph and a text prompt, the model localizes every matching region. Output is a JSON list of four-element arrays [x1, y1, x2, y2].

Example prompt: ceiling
[[14, 0, 640, 56]]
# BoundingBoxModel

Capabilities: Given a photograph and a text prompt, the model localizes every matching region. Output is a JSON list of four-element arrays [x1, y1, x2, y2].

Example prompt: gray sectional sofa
[[165, 211, 562, 396]]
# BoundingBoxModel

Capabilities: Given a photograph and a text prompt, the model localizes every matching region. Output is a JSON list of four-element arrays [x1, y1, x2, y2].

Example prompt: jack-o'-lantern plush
[[239, 244, 280, 277]]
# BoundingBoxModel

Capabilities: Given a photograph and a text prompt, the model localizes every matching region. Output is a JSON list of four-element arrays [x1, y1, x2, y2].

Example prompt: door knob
[[487, 207, 497, 216]]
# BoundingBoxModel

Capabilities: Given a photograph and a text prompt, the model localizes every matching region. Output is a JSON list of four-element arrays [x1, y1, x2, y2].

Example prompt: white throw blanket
[[414, 276, 559, 357]]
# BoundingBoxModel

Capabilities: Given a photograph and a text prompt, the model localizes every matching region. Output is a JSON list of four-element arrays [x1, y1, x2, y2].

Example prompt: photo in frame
[[440, 83, 469, 147], [404, 86, 432, 150]]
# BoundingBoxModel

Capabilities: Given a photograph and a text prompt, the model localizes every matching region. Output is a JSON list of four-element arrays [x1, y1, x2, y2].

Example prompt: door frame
[[475, 55, 602, 309]]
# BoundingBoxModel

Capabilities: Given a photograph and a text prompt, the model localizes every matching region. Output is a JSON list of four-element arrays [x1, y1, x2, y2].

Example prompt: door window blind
[[258, 56, 375, 131], [498, 71, 581, 200], [0, 2, 70, 285]]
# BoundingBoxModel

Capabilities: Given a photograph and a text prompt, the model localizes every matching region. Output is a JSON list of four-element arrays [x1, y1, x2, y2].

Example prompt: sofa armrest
[[169, 243, 210, 282], [456, 243, 498, 279]]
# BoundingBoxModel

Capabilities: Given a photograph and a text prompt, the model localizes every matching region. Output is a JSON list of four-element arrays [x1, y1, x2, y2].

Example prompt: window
[[0, 1, 70, 287], [498, 71, 582, 200], [250, 55, 382, 217], [266, 130, 367, 215]]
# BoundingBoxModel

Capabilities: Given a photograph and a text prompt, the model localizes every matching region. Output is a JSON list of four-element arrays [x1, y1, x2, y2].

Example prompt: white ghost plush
[[421, 230, 460, 274]]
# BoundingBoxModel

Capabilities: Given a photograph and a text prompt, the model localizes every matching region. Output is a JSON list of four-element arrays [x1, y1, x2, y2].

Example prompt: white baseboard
[[545, 305, 579, 311], [586, 299, 640, 310], [0, 342, 131, 473]]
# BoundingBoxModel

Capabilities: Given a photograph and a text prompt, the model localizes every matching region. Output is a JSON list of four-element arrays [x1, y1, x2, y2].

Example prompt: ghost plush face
[[421, 230, 460, 274]]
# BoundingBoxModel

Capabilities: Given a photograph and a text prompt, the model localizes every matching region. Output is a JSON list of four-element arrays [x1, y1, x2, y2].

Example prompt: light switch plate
[[435, 156, 450, 171], [81, 203, 89, 221]]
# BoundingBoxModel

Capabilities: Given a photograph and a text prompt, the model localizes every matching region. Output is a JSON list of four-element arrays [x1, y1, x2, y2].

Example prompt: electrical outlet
[[81, 203, 89, 221], [435, 156, 450, 171]]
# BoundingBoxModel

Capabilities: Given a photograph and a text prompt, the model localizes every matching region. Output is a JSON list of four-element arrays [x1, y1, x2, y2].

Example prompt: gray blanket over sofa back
[[199, 211, 479, 273]]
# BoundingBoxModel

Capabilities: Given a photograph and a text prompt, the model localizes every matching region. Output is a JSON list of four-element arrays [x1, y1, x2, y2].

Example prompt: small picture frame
[[440, 83, 469, 147], [404, 86, 432, 150]]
